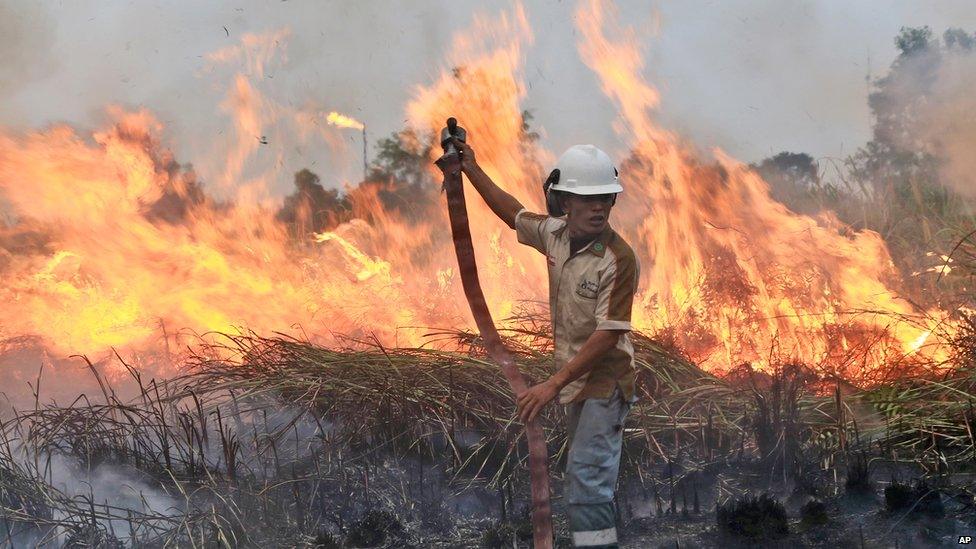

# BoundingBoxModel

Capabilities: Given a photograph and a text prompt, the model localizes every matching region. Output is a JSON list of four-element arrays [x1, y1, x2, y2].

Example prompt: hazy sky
[[3, 1, 975, 193]]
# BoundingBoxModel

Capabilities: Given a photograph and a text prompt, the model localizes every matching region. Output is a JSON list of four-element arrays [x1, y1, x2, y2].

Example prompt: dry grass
[[0, 312, 973, 546]]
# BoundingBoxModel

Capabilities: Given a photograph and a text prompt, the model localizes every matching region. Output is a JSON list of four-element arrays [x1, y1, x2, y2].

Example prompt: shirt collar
[[552, 222, 613, 257]]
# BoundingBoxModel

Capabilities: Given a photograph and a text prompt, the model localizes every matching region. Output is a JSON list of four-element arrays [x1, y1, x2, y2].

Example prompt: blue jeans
[[564, 387, 631, 547]]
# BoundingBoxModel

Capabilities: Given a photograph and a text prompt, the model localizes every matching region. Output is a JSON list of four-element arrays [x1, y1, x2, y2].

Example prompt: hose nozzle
[[439, 117, 466, 156]]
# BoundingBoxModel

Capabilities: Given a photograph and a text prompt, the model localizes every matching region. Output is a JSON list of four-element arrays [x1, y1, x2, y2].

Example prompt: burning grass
[[1, 4, 974, 545], [0, 313, 975, 546]]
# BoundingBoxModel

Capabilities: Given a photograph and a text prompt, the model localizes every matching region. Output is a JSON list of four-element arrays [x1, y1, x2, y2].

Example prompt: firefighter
[[452, 138, 638, 548]]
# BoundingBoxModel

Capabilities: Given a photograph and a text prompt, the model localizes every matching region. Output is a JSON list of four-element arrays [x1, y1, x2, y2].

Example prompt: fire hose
[[435, 118, 554, 547]]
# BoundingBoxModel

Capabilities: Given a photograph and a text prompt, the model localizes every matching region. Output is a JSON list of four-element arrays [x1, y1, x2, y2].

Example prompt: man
[[451, 137, 639, 548]]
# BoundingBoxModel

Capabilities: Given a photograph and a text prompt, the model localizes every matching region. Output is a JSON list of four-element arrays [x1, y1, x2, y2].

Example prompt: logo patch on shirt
[[576, 278, 599, 299]]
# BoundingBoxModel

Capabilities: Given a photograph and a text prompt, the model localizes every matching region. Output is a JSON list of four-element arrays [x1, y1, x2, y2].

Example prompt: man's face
[[561, 193, 615, 237]]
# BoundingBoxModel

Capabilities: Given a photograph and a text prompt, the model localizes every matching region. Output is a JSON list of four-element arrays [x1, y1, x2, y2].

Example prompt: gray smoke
[[885, 42, 976, 198], [0, 3, 57, 100], [1, 1, 973, 193]]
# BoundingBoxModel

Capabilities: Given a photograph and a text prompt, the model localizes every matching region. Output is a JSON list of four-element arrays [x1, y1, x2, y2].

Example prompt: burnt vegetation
[[716, 494, 789, 542], [1, 312, 974, 546]]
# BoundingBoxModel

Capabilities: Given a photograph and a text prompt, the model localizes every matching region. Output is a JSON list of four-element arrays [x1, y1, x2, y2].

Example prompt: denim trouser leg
[[564, 388, 631, 548]]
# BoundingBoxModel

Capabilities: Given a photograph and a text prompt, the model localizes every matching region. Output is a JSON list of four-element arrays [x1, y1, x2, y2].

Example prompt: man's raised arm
[[454, 138, 524, 229]]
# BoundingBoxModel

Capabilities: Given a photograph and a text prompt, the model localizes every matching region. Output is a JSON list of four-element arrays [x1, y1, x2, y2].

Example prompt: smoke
[[0, 3, 57, 100], [48, 454, 181, 536], [867, 30, 976, 200], [4, 1, 976, 190], [906, 49, 976, 198], [0, 3, 57, 222]]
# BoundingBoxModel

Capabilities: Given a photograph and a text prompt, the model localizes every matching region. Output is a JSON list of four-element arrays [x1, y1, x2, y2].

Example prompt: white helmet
[[548, 144, 622, 195]]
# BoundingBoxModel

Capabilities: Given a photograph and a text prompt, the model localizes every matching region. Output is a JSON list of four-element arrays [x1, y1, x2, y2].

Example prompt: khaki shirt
[[514, 208, 639, 404]]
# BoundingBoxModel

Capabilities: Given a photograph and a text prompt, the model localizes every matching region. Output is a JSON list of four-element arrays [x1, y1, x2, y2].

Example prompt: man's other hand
[[516, 379, 559, 424]]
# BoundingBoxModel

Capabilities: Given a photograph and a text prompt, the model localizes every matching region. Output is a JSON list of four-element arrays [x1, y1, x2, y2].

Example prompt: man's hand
[[446, 133, 523, 228], [452, 137, 477, 172], [516, 330, 624, 424], [516, 379, 560, 423]]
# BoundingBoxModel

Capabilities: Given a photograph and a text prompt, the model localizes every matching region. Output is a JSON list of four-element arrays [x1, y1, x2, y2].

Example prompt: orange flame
[[0, 2, 955, 383], [572, 0, 951, 379]]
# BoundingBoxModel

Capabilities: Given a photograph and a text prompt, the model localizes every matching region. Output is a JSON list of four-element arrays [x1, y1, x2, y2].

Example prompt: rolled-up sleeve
[[514, 208, 552, 255], [595, 253, 639, 331]]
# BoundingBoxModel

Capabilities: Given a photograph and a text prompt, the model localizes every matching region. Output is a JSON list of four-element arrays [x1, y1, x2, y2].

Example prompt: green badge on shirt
[[594, 242, 604, 252]]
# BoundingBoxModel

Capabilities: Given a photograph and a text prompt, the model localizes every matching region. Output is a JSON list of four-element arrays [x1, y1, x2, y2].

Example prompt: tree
[[751, 152, 850, 219], [361, 128, 439, 221], [845, 26, 976, 297], [146, 163, 207, 223], [276, 168, 350, 234], [362, 109, 543, 222], [755, 152, 819, 188], [848, 27, 975, 229], [368, 128, 433, 189]]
